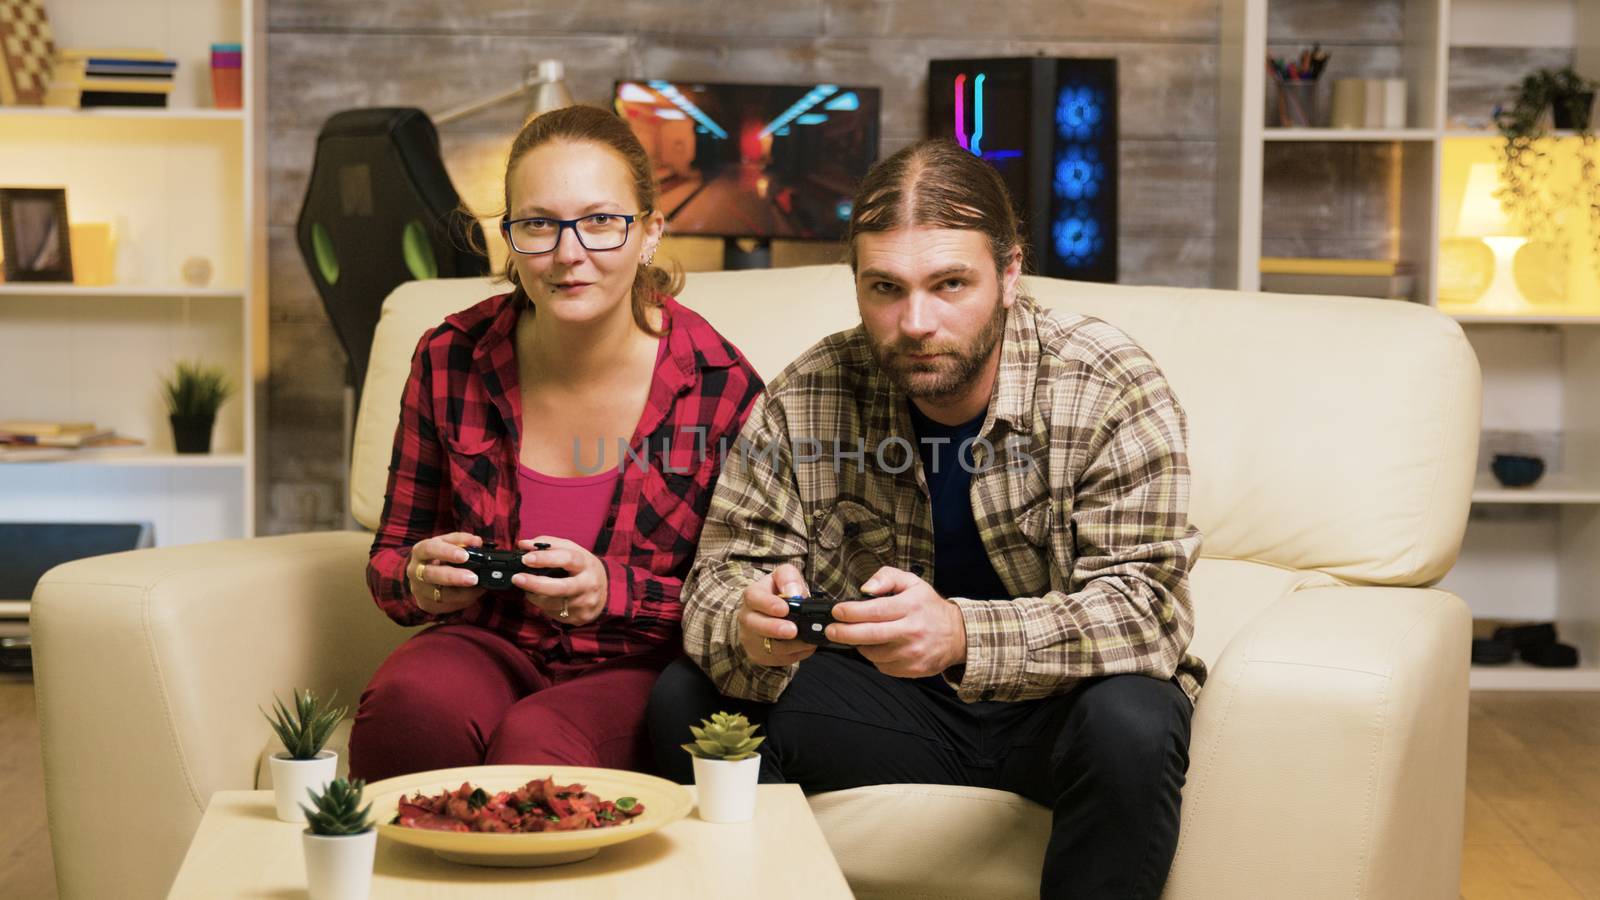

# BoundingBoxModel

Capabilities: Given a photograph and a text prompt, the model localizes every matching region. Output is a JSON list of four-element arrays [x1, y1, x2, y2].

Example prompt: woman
[[349, 105, 763, 782]]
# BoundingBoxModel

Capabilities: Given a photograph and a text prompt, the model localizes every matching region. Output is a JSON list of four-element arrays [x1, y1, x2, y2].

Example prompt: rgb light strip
[[952, 72, 987, 154]]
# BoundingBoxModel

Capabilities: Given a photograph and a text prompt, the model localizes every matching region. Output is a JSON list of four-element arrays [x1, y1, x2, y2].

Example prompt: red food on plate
[[392, 777, 645, 833]]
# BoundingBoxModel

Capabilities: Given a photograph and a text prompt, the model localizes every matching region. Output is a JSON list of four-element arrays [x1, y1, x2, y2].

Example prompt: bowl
[[367, 765, 692, 867], [1491, 454, 1546, 488]]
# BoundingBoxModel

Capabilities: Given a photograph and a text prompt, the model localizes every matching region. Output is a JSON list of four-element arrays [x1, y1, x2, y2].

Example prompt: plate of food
[[367, 765, 692, 867]]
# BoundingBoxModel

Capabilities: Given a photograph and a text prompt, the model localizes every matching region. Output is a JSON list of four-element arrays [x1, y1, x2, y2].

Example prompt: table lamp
[[1455, 162, 1526, 311]]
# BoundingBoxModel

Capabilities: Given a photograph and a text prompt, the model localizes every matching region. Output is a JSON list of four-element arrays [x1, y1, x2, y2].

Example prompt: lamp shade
[[524, 59, 574, 122], [1456, 162, 1516, 238]]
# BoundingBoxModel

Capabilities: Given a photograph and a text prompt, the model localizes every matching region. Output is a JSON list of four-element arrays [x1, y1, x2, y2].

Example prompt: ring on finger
[[763, 636, 773, 653], [414, 561, 428, 581]]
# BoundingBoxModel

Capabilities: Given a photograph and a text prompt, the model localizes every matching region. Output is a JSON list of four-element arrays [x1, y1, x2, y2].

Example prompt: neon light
[[971, 73, 986, 156], [760, 84, 839, 137], [954, 73, 967, 149], [617, 82, 654, 103], [646, 80, 728, 139], [823, 91, 859, 111], [795, 113, 828, 125]]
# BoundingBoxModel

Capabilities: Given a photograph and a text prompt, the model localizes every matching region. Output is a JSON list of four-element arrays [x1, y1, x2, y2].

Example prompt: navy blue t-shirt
[[907, 403, 1009, 602]]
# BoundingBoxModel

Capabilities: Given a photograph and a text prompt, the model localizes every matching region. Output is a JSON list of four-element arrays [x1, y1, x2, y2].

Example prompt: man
[[653, 139, 1203, 900]]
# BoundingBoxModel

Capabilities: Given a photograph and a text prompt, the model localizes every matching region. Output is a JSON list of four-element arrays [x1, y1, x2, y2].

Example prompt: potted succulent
[[681, 711, 764, 823], [1494, 66, 1600, 274], [301, 777, 376, 900], [160, 359, 235, 453], [263, 688, 347, 823]]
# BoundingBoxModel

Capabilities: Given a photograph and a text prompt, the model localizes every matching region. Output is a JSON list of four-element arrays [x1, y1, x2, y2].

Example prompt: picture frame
[[0, 187, 74, 282]]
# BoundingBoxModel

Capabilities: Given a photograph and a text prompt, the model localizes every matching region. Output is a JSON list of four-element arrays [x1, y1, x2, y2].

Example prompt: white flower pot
[[269, 750, 338, 823], [302, 828, 376, 900], [692, 754, 761, 823]]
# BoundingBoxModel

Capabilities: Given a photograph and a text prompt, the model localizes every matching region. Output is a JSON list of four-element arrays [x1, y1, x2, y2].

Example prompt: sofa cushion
[[810, 783, 1048, 900]]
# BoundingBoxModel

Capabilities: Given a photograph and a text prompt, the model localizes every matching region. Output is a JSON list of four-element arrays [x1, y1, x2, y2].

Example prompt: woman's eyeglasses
[[500, 212, 647, 255]]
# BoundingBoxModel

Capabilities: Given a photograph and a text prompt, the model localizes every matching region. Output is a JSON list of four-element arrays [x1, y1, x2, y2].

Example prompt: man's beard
[[869, 296, 1008, 401]]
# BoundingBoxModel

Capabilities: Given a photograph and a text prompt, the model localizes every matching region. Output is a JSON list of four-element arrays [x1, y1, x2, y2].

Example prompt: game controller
[[784, 591, 860, 650], [447, 542, 570, 591]]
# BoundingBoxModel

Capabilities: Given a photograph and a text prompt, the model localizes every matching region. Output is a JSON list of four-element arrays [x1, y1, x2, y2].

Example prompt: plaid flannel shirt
[[369, 292, 763, 668], [682, 294, 1205, 705]]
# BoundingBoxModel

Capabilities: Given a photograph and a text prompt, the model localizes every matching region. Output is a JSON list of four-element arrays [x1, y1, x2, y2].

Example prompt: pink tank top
[[517, 463, 620, 552]]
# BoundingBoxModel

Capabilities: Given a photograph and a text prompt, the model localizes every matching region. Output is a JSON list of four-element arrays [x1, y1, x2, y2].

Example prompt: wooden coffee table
[[168, 784, 853, 898]]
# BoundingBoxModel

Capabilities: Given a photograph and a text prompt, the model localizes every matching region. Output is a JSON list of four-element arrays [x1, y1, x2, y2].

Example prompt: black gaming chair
[[295, 108, 490, 406]]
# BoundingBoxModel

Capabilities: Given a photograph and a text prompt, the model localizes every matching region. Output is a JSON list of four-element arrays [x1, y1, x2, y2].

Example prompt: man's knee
[[1054, 675, 1191, 785]]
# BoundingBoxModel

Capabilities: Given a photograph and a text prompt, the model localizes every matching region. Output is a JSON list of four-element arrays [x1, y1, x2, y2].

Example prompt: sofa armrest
[[32, 531, 407, 900], [1167, 585, 1470, 900]]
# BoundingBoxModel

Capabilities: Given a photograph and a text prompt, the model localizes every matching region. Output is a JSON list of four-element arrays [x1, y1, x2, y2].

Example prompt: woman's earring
[[642, 248, 656, 267]]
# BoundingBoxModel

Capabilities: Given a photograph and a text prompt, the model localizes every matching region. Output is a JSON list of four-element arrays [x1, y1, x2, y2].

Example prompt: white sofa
[[34, 265, 1480, 899]]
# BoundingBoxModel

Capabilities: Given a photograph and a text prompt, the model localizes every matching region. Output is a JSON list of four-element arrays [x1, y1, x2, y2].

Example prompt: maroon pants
[[348, 624, 668, 782]]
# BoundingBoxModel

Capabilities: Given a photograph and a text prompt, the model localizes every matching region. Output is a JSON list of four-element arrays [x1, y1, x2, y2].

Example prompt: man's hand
[[737, 563, 817, 668], [827, 566, 968, 678]]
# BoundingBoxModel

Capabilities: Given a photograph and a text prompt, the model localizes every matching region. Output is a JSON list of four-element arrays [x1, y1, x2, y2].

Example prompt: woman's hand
[[514, 537, 609, 626], [407, 532, 486, 615]]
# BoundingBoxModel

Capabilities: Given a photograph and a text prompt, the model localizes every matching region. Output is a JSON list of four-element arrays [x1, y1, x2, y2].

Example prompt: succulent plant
[[301, 777, 374, 836], [681, 711, 764, 761], [262, 688, 347, 760]]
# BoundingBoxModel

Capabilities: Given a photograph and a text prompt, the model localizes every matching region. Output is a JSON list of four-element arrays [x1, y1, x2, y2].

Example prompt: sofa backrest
[[352, 265, 1479, 586]]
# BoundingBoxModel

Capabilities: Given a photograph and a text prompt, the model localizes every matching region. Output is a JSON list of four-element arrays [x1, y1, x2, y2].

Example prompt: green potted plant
[[1494, 66, 1600, 273], [681, 711, 764, 823], [301, 777, 375, 900], [160, 359, 235, 453], [263, 688, 347, 823]]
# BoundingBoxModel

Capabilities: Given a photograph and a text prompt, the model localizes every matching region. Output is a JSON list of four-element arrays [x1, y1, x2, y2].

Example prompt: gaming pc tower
[[927, 58, 1118, 282]]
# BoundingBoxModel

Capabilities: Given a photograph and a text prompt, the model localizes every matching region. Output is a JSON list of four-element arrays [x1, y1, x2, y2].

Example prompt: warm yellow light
[[1455, 163, 1516, 238]]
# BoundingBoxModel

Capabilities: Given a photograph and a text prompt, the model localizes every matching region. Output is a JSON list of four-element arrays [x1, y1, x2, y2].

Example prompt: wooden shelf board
[[1472, 472, 1600, 505], [0, 106, 244, 122], [0, 451, 247, 468], [1443, 307, 1600, 325], [0, 284, 243, 301], [1265, 127, 1437, 142], [1471, 660, 1600, 690]]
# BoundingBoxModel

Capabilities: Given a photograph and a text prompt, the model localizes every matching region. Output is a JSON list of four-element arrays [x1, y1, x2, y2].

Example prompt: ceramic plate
[[368, 765, 691, 867]]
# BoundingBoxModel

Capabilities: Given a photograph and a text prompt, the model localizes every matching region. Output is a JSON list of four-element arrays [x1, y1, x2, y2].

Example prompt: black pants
[[648, 652, 1192, 900]]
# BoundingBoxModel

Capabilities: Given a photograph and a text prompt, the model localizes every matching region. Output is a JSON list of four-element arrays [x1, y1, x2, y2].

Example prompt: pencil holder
[[1273, 80, 1319, 127]]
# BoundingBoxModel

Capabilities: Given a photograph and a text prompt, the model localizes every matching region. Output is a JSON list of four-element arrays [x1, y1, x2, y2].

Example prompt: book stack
[[1259, 257, 1417, 301], [0, 420, 134, 461], [45, 48, 177, 108]]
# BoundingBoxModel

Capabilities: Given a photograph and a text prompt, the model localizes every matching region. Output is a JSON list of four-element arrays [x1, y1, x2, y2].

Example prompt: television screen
[[614, 80, 881, 240]]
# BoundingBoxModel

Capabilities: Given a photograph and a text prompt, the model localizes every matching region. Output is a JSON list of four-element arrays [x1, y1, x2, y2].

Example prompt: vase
[[302, 828, 376, 900], [269, 750, 338, 823], [170, 413, 215, 454], [691, 754, 761, 823]]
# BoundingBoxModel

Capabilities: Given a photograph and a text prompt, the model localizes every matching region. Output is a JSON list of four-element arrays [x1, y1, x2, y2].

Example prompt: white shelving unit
[[0, 0, 265, 549], [1221, 0, 1600, 690]]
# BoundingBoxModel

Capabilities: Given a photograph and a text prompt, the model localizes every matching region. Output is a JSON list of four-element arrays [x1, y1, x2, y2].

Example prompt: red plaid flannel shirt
[[368, 292, 763, 668]]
